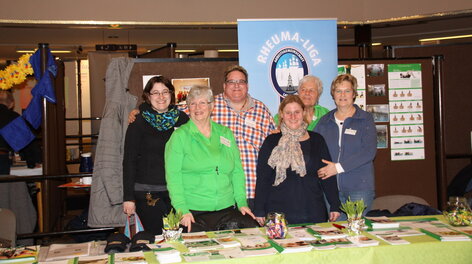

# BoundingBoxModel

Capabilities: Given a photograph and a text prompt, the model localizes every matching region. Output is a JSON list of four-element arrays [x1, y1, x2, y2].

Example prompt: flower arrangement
[[340, 197, 367, 235], [340, 197, 366, 219], [0, 54, 34, 90], [162, 209, 183, 241], [163, 209, 183, 230]]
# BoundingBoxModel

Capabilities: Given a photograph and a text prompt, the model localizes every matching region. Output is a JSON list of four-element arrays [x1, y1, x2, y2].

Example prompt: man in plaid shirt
[[214, 65, 275, 209]]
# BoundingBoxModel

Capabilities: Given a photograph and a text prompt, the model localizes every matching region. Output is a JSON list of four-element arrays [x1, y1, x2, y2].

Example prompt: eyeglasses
[[334, 89, 353, 94], [225, 79, 248, 86], [149, 90, 171, 97], [188, 101, 212, 107]]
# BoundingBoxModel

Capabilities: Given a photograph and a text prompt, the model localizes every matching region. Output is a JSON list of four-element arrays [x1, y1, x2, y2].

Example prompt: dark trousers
[[134, 191, 172, 235], [188, 206, 258, 232]]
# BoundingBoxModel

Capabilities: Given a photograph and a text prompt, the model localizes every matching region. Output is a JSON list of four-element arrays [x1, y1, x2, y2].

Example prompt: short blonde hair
[[330, 74, 358, 98], [187, 85, 214, 105]]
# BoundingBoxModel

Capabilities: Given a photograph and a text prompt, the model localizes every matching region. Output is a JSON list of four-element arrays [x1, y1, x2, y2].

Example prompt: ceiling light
[[419, 34, 472, 42], [218, 49, 239, 53], [371, 43, 382, 46], [17, 50, 72, 54], [176, 49, 196, 53]]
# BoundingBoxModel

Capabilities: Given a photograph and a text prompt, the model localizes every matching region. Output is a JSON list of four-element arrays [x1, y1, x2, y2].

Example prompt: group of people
[[122, 65, 376, 235]]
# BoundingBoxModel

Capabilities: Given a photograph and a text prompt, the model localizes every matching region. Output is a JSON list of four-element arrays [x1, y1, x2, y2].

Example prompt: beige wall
[[1, 0, 471, 22]]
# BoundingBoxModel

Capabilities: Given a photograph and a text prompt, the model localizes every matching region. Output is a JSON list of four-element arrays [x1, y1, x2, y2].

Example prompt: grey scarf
[[268, 122, 308, 186]]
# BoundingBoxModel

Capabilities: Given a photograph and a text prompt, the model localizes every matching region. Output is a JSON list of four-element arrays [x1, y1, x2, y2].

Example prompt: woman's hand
[[255, 217, 266, 226], [123, 201, 136, 216], [329, 211, 341, 222], [128, 109, 140, 124], [181, 213, 195, 232], [317, 159, 338, 180], [240, 206, 256, 219]]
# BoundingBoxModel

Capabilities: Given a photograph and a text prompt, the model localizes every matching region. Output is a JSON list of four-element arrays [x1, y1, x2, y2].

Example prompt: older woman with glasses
[[122, 76, 189, 235], [165, 85, 258, 232]]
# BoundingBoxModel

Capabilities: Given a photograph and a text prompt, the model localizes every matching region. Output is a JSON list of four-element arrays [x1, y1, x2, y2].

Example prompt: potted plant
[[340, 197, 366, 235], [162, 209, 183, 241]]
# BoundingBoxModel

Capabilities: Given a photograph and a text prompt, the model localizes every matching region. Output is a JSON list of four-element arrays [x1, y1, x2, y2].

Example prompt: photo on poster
[[389, 101, 423, 113], [366, 104, 389, 122], [390, 113, 423, 125], [389, 89, 422, 100], [172, 78, 210, 105], [366, 64, 384, 77], [376, 125, 388, 149], [367, 84, 386, 96]]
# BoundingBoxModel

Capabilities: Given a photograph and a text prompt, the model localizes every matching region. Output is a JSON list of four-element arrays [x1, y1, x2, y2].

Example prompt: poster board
[[127, 58, 238, 105], [339, 58, 437, 207]]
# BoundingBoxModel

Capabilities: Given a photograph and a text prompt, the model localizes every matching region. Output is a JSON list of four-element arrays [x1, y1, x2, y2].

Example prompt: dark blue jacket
[[315, 104, 377, 192]]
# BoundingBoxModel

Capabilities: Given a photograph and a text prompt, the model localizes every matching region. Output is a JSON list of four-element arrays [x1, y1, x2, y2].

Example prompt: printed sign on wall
[[238, 19, 338, 115]]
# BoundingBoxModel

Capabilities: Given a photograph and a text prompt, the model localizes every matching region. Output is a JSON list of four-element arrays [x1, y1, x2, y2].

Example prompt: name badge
[[345, 128, 357, 135], [245, 118, 257, 128], [220, 136, 231, 147]]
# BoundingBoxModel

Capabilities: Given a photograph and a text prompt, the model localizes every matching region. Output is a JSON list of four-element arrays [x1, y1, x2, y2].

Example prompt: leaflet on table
[[287, 226, 319, 241], [113, 251, 148, 264], [183, 239, 223, 252], [148, 243, 182, 264], [369, 231, 411, 245], [233, 227, 264, 236], [214, 237, 241, 248], [369, 228, 423, 237], [309, 237, 355, 250], [181, 232, 210, 242], [365, 216, 400, 229], [307, 225, 348, 239], [44, 242, 92, 261], [420, 227, 471, 241], [76, 254, 110, 263], [396, 217, 446, 229], [269, 238, 313, 253], [449, 226, 472, 237], [346, 235, 380, 247], [182, 248, 245, 262], [0, 245, 39, 263], [236, 236, 278, 256]]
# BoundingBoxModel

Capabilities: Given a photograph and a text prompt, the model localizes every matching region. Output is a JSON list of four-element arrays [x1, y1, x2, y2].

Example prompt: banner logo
[[270, 47, 308, 97]]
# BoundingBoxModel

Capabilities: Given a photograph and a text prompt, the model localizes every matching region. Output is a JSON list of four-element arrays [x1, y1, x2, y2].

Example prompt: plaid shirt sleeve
[[212, 94, 275, 199]]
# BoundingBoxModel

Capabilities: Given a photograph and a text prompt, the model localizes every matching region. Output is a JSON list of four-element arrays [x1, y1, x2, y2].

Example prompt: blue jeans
[[338, 190, 375, 221]]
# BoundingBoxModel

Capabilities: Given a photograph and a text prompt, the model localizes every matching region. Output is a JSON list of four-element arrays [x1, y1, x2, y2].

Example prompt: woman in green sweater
[[165, 85, 257, 232]]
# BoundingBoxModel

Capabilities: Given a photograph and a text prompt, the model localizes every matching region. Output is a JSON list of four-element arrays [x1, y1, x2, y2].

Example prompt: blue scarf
[[141, 104, 180, 132]]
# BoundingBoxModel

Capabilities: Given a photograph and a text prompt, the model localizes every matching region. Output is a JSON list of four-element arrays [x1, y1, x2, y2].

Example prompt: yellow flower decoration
[[0, 71, 12, 90], [0, 53, 34, 90], [6, 64, 26, 85], [18, 54, 34, 75]]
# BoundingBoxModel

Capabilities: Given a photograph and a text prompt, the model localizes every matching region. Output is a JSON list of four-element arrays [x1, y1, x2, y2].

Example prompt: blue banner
[[238, 19, 338, 115]]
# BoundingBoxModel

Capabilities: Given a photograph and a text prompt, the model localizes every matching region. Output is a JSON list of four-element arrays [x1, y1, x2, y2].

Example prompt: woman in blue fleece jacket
[[315, 74, 377, 220]]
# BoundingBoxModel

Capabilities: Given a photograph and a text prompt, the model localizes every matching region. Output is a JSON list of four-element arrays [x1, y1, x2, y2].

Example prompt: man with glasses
[[213, 65, 275, 210]]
